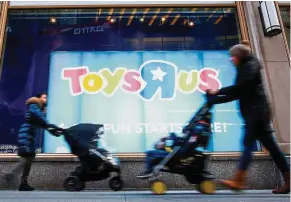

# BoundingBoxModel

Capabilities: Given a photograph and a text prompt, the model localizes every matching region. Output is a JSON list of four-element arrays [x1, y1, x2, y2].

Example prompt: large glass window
[[0, 7, 261, 154], [279, 6, 290, 49]]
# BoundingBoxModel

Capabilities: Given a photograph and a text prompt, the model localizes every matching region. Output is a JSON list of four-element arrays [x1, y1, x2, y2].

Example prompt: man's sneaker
[[19, 183, 35, 191], [136, 171, 153, 179]]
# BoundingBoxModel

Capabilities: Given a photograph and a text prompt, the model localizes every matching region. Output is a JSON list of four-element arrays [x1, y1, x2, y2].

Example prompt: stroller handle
[[205, 93, 217, 107], [47, 127, 68, 137], [60, 128, 71, 136]]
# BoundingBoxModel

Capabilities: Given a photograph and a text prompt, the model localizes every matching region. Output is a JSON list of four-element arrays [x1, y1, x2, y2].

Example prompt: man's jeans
[[239, 142, 257, 170]]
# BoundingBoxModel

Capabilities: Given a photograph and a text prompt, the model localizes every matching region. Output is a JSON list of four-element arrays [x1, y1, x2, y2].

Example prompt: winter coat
[[17, 97, 54, 157], [211, 54, 270, 121]]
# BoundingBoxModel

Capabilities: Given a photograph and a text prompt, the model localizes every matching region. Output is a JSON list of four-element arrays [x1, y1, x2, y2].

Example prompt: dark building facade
[[0, 1, 289, 190]]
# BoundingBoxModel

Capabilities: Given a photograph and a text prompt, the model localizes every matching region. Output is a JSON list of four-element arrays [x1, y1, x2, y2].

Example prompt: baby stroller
[[58, 123, 124, 191], [139, 95, 216, 195]]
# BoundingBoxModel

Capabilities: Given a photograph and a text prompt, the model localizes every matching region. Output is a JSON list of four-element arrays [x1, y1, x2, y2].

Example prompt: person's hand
[[207, 89, 219, 95], [155, 142, 165, 149], [47, 124, 58, 130], [54, 129, 64, 137], [47, 124, 64, 137]]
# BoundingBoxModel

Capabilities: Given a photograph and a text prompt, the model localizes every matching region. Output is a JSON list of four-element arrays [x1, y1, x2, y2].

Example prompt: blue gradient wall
[[44, 51, 255, 153]]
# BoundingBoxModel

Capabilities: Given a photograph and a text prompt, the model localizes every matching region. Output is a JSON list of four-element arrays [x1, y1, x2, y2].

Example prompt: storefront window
[[0, 7, 261, 153], [279, 6, 290, 48]]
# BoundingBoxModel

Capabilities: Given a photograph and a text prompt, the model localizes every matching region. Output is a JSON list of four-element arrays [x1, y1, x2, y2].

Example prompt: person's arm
[[29, 103, 61, 135], [209, 94, 238, 105], [29, 103, 49, 127], [218, 60, 259, 96], [218, 85, 238, 96]]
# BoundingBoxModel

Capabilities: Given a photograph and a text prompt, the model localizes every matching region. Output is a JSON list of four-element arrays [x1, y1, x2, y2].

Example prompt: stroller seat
[[139, 95, 217, 195]]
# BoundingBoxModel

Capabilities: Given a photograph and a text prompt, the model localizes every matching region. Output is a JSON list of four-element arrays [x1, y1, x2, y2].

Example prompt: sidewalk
[[0, 190, 289, 202]]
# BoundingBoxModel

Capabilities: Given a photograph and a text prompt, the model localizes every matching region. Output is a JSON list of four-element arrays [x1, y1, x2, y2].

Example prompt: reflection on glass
[[0, 7, 248, 154]]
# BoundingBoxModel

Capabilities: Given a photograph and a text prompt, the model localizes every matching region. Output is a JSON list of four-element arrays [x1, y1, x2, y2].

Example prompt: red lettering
[[122, 70, 142, 92], [62, 67, 88, 95], [199, 68, 221, 93]]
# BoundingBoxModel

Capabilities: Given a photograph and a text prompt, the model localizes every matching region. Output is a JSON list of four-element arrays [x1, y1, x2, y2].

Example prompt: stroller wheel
[[77, 181, 86, 191], [197, 180, 216, 194], [150, 180, 167, 195], [109, 176, 124, 191], [64, 176, 85, 191]]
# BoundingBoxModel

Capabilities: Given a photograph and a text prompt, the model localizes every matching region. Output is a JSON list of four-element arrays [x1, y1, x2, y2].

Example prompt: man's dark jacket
[[212, 54, 271, 121]]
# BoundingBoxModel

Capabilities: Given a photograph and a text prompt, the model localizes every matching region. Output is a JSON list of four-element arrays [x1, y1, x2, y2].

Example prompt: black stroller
[[57, 123, 124, 191], [138, 95, 216, 195]]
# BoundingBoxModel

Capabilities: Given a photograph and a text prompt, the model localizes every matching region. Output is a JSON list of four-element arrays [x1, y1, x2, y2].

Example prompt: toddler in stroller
[[55, 123, 124, 191], [137, 94, 216, 195]]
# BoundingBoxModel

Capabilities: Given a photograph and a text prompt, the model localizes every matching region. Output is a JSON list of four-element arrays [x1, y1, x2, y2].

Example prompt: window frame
[[277, 2, 290, 59], [0, 1, 268, 158]]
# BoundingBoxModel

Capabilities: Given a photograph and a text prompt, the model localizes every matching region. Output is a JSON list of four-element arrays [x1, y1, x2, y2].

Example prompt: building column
[[243, 1, 290, 154], [0, 1, 9, 78]]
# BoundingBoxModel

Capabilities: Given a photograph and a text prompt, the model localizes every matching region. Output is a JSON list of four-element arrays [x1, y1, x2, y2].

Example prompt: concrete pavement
[[0, 190, 289, 202]]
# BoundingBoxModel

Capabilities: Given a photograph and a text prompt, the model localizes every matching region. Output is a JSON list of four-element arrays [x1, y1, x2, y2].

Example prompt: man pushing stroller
[[137, 40, 289, 195], [207, 40, 289, 194]]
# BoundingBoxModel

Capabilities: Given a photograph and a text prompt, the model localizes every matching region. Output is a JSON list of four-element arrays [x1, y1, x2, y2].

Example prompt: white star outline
[[151, 67, 167, 82], [137, 60, 178, 102]]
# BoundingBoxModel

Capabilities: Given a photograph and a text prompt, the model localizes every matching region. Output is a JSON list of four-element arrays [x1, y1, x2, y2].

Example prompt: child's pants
[[145, 150, 169, 171]]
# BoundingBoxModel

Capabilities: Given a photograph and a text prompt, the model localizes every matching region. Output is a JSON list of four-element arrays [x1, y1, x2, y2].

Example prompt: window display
[[0, 7, 261, 153]]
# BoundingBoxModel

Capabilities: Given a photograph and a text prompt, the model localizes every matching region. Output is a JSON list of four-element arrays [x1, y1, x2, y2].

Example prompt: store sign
[[74, 26, 104, 35], [62, 62, 221, 100], [44, 51, 244, 153]]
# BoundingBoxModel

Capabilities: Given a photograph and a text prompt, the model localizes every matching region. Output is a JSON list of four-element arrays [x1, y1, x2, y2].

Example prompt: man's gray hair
[[229, 43, 251, 59]]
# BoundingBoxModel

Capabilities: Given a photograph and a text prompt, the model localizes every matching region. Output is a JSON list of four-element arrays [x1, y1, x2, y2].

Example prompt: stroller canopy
[[64, 123, 104, 156]]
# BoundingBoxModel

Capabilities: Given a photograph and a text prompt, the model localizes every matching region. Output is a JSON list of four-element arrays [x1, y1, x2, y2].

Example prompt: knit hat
[[229, 40, 251, 59]]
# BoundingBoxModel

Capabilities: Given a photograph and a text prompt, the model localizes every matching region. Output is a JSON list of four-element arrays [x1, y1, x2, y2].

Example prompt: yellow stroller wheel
[[150, 180, 168, 195], [197, 180, 216, 194]]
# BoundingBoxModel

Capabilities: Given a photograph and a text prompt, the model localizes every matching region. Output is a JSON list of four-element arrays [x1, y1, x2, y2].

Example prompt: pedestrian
[[4, 92, 62, 191], [207, 40, 290, 194]]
